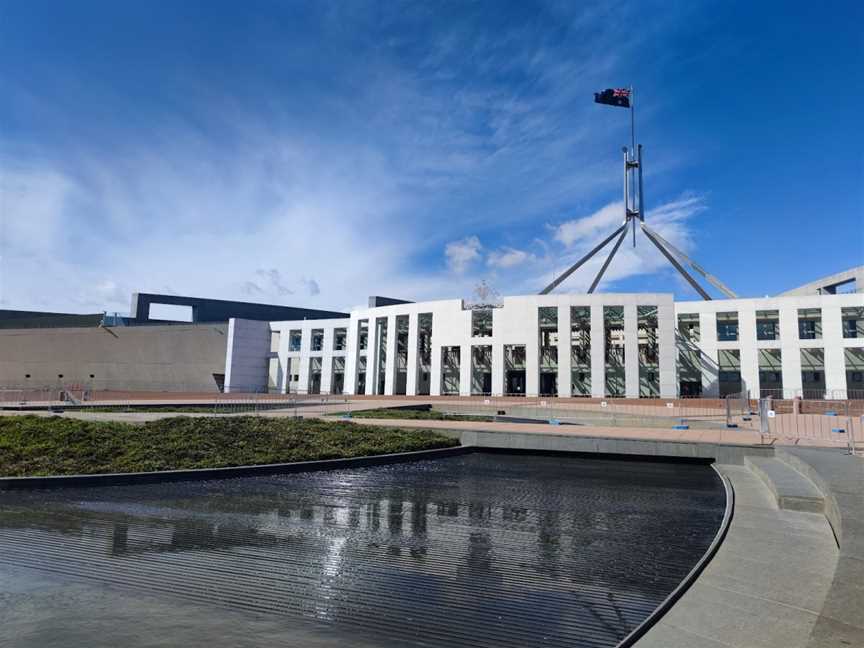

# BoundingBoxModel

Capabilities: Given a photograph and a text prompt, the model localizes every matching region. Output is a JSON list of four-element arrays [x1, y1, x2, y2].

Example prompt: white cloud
[[445, 235, 482, 274], [554, 201, 624, 247], [487, 247, 533, 269]]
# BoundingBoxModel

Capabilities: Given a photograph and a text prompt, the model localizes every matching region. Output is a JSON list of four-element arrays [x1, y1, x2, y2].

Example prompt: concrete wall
[[0, 323, 229, 391], [224, 319, 271, 393]]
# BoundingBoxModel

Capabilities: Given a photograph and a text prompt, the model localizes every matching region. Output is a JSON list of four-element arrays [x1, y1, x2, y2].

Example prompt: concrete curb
[[0, 444, 472, 491]]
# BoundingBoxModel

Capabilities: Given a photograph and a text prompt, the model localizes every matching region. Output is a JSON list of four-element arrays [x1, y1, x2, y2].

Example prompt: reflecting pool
[[0, 452, 726, 647]]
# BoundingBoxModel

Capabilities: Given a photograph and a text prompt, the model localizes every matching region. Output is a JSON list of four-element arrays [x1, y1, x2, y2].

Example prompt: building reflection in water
[[0, 453, 725, 648]]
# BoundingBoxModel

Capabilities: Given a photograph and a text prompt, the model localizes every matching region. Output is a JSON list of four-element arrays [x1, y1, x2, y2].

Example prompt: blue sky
[[1, 0, 862, 313]]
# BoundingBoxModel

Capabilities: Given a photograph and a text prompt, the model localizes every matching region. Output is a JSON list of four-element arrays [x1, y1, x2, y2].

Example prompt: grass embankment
[[347, 407, 495, 422], [0, 415, 459, 477]]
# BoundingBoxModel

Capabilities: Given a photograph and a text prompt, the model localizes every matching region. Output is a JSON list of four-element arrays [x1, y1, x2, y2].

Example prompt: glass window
[[677, 313, 700, 344], [334, 328, 347, 351], [288, 330, 302, 352], [638, 306, 659, 398], [358, 320, 369, 351], [311, 329, 324, 351], [842, 307, 863, 339], [471, 309, 493, 337], [716, 312, 738, 342], [756, 310, 779, 341], [604, 306, 625, 397], [798, 308, 822, 340]]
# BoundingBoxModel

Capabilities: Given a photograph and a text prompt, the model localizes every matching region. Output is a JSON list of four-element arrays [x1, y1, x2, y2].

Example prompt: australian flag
[[594, 88, 631, 108]]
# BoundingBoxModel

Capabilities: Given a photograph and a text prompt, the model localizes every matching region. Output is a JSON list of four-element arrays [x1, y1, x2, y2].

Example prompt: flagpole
[[630, 86, 636, 246]]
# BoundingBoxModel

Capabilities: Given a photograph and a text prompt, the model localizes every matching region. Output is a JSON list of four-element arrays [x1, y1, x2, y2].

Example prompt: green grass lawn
[[343, 407, 495, 422], [0, 415, 459, 477]]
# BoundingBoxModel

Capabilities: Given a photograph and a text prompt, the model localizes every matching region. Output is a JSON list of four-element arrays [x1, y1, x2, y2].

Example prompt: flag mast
[[538, 85, 736, 300]]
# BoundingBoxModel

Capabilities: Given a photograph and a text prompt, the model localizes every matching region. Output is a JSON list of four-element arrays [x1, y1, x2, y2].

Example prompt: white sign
[[483, 399, 490, 405], [666, 402, 674, 409], [767, 410, 776, 418], [540, 400, 547, 407], [601, 401, 608, 408]]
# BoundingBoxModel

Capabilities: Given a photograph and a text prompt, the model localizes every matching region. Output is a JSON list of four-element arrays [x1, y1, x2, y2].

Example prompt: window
[[716, 312, 738, 342], [800, 348, 825, 397], [677, 313, 700, 343], [842, 307, 863, 339], [441, 346, 461, 395], [638, 306, 659, 398], [798, 308, 822, 340], [417, 313, 433, 396], [718, 349, 742, 397], [756, 310, 779, 341], [288, 330, 302, 352], [311, 329, 324, 352], [471, 309, 493, 337], [358, 320, 369, 351], [538, 307, 558, 396], [571, 307, 591, 396], [334, 328, 347, 351], [604, 306, 625, 397]]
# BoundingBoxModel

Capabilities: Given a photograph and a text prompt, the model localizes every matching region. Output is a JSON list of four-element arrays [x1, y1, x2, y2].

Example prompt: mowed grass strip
[[0, 415, 459, 477]]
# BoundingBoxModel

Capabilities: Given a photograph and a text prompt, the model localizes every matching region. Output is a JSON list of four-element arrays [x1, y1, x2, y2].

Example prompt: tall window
[[718, 349, 742, 397], [800, 348, 825, 398], [311, 329, 324, 352], [288, 330, 302, 352], [417, 313, 433, 396], [538, 307, 558, 396], [334, 328, 347, 351], [638, 306, 659, 398], [571, 307, 591, 397], [604, 306, 625, 397], [471, 345, 492, 395], [441, 346, 461, 395]]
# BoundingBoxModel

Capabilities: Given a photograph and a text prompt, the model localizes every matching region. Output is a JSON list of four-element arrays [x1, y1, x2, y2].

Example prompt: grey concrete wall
[[224, 318, 271, 393], [460, 429, 775, 465], [0, 323, 229, 391]]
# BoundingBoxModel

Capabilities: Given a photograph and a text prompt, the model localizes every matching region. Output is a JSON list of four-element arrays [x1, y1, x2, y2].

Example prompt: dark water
[[0, 453, 725, 648]]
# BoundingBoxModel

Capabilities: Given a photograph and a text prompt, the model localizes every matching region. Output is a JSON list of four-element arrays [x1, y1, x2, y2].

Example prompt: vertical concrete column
[[491, 343, 504, 396], [344, 319, 359, 395], [430, 344, 442, 397], [460, 344, 472, 396], [822, 304, 846, 397], [699, 312, 719, 397], [525, 306, 539, 397], [779, 304, 802, 396], [406, 312, 419, 396], [298, 324, 311, 394], [590, 305, 605, 398], [320, 326, 333, 395], [738, 304, 758, 397], [366, 319, 379, 396], [658, 301, 677, 398], [384, 314, 397, 396], [557, 303, 572, 397], [624, 303, 639, 398]]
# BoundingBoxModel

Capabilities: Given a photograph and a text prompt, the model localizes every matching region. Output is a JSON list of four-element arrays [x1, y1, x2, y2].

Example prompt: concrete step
[[745, 456, 825, 513]]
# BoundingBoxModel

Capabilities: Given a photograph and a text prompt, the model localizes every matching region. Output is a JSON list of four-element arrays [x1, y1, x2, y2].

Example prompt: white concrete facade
[[227, 292, 864, 399], [675, 293, 864, 399]]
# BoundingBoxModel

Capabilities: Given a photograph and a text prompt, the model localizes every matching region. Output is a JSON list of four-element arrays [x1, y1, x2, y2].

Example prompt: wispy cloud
[[487, 247, 534, 269], [445, 236, 482, 274]]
